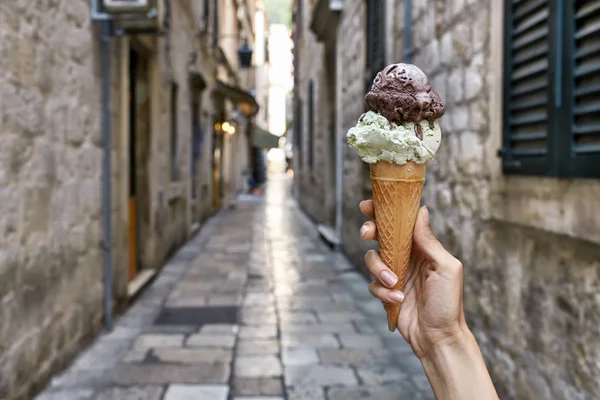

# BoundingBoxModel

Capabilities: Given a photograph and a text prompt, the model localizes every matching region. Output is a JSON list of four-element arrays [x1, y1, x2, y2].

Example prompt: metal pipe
[[101, 20, 114, 331], [334, 21, 343, 252], [403, 0, 412, 62]]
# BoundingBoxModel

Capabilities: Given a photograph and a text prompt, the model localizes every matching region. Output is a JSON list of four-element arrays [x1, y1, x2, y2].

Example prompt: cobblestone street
[[36, 175, 433, 400]]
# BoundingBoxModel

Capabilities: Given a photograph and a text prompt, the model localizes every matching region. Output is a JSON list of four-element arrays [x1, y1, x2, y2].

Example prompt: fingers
[[368, 281, 405, 304], [360, 221, 377, 240], [359, 200, 374, 219], [365, 250, 399, 288], [413, 206, 463, 273]]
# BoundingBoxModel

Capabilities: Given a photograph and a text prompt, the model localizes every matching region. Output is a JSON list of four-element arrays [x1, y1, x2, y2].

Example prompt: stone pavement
[[36, 175, 434, 400]]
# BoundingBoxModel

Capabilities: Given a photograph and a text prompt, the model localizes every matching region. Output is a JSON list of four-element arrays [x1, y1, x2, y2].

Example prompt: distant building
[[292, 0, 600, 399]]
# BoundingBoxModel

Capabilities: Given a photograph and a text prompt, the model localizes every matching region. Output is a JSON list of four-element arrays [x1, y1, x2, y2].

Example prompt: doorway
[[128, 47, 151, 282]]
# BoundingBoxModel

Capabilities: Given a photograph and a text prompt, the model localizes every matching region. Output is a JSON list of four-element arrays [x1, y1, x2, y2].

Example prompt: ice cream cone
[[370, 161, 426, 331]]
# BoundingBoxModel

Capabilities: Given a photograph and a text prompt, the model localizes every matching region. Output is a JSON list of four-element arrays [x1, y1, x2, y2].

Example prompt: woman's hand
[[359, 200, 468, 359], [360, 200, 499, 399]]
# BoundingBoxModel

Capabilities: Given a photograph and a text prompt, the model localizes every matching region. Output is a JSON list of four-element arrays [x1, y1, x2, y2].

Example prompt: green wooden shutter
[[568, 0, 600, 177], [502, 0, 555, 175]]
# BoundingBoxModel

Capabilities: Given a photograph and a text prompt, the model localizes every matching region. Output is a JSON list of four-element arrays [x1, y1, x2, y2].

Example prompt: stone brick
[[236, 339, 280, 355], [232, 377, 284, 397], [329, 385, 415, 400], [163, 384, 229, 400], [95, 386, 165, 400], [153, 348, 233, 364], [133, 334, 184, 350], [281, 348, 319, 366], [234, 355, 283, 378], [186, 333, 236, 348], [356, 366, 408, 385], [281, 333, 339, 349], [284, 365, 358, 387], [110, 364, 231, 385]]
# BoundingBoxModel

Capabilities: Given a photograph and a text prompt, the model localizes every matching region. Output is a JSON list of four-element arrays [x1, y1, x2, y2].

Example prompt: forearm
[[420, 329, 499, 400]]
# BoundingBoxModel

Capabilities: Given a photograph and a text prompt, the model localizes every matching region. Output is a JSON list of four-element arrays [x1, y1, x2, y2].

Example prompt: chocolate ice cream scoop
[[365, 63, 445, 128]]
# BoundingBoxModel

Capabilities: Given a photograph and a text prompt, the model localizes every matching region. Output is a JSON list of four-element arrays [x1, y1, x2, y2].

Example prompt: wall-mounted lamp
[[237, 39, 253, 69], [218, 35, 253, 69], [216, 121, 236, 135]]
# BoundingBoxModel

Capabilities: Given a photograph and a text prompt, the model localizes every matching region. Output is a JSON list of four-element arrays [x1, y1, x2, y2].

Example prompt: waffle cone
[[370, 161, 426, 331]]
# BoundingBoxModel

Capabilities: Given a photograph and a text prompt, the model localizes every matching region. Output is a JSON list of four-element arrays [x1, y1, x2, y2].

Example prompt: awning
[[252, 125, 280, 149], [214, 81, 259, 117]]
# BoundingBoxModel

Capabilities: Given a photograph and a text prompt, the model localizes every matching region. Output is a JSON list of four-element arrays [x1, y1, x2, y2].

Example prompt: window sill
[[489, 175, 600, 246]]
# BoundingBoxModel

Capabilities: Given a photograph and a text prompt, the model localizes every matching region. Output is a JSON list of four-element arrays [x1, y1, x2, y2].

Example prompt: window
[[308, 79, 315, 168], [366, 0, 386, 90], [502, 0, 600, 178], [170, 83, 179, 181]]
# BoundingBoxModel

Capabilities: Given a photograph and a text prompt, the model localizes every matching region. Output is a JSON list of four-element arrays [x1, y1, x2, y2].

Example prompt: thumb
[[413, 206, 451, 263]]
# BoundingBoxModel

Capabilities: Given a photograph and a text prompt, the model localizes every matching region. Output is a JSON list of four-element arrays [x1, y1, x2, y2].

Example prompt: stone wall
[[0, 0, 230, 398], [0, 1, 105, 398], [294, 0, 600, 398], [296, 1, 335, 226]]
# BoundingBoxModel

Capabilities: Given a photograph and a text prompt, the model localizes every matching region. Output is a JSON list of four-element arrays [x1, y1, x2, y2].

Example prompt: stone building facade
[[0, 0, 267, 398], [293, 0, 600, 399]]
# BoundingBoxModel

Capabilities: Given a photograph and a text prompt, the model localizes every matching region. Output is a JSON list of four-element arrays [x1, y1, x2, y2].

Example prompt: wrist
[[420, 327, 498, 400], [419, 325, 475, 365]]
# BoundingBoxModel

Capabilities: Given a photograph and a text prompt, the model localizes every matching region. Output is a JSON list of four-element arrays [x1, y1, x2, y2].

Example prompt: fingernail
[[422, 206, 430, 225], [380, 270, 398, 288], [360, 225, 369, 238], [387, 291, 404, 303]]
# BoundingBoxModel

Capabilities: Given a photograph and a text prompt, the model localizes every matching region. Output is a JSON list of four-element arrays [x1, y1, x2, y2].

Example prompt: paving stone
[[35, 389, 95, 400], [278, 312, 318, 324], [123, 349, 150, 363], [109, 364, 230, 385], [235, 355, 282, 378], [207, 295, 242, 306], [153, 348, 233, 364], [280, 323, 355, 335], [95, 386, 164, 400], [281, 348, 319, 366], [281, 334, 339, 349], [318, 349, 390, 366], [163, 384, 229, 400], [338, 334, 384, 349], [356, 366, 409, 385], [166, 297, 208, 307], [186, 334, 236, 348], [232, 378, 284, 396], [199, 324, 239, 334], [284, 366, 358, 386], [133, 334, 185, 350], [316, 312, 365, 323], [286, 385, 326, 400], [70, 340, 132, 371], [236, 339, 280, 355], [238, 325, 278, 339], [233, 397, 284, 400], [328, 385, 412, 400]]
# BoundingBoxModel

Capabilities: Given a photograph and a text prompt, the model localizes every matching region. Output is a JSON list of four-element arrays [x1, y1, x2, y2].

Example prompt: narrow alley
[[36, 175, 434, 400]]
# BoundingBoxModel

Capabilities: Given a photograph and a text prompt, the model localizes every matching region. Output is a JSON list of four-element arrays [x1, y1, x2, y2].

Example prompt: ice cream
[[346, 63, 445, 332], [347, 63, 444, 165]]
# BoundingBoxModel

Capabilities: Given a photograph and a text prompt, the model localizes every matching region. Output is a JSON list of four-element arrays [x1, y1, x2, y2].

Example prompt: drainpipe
[[403, 0, 413, 63], [101, 20, 114, 331], [334, 22, 343, 252]]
